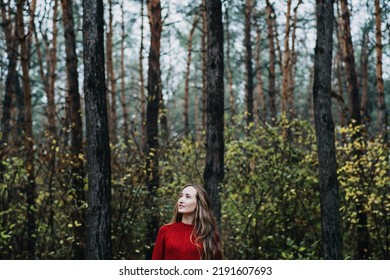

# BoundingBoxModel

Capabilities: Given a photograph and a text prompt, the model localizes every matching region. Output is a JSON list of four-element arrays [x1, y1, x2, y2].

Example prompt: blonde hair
[[170, 184, 223, 259]]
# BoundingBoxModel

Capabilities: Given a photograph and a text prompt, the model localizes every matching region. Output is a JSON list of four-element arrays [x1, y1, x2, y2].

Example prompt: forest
[[0, 0, 389, 260]]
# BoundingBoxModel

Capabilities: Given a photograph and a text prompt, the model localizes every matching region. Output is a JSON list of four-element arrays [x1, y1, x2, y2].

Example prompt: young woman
[[152, 184, 223, 260]]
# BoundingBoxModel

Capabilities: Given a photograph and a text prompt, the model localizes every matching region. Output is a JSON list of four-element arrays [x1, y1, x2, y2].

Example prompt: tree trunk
[[225, 8, 235, 126], [203, 0, 224, 225], [374, 0, 388, 142], [340, 0, 369, 259], [184, 13, 200, 135], [265, 0, 276, 123], [0, 0, 18, 154], [17, 0, 36, 259], [0, 0, 20, 240], [61, 0, 86, 260], [313, 0, 342, 260], [119, 1, 129, 144], [288, 0, 302, 119], [106, 0, 117, 143], [47, 0, 58, 140], [255, 21, 265, 123], [281, 0, 291, 121], [244, 0, 254, 129], [83, 0, 112, 260], [360, 30, 369, 123], [201, 0, 207, 130], [145, 0, 162, 259], [139, 0, 147, 150]]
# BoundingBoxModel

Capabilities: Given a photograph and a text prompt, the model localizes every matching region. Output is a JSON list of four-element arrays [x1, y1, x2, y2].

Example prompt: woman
[[152, 184, 223, 260]]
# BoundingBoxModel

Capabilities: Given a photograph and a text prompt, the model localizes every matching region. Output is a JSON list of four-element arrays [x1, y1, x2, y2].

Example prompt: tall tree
[[244, 0, 254, 129], [288, 0, 302, 119], [47, 0, 58, 141], [265, 0, 277, 123], [119, 1, 129, 144], [106, 0, 117, 143], [340, 0, 369, 259], [281, 0, 292, 121], [17, 0, 36, 259], [255, 19, 265, 123], [184, 13, 200, 135], [0, 0, 20, 157], [139, 0, 147, 149], [203, 0, 224, 224], [83, 0, 112, 259], [360, 29, 369, 123], [225, 7, 235, 125], [201, 0, 207, 130], [374, 0, 388, 142], [145, 0, 162, 259], [61, 0, 86, 259], [313, 0, 342, 260]]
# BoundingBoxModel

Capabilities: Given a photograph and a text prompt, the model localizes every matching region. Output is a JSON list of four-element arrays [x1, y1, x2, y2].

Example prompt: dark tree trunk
[[360, 30, 369, 123], [203, 0, 224, 225], [340, 0, 369, 259], [225, 8, 235, 126], [145, 0, 162, 259], [265, 0, 277, 123], [106, 0, 117, 144], [139, 0, 147, 150], [119, 1, 129, 145], [61, 0, 86, 259], [374, 0, 388, 142], [17, 0, 36, 259], [184, 13, 200, 135], [0, 0, 19, 159], [83, 0, 112, 260], [313, 0, 342, 260], [201, 0, 207, 130], [244, 0, 254, 129]]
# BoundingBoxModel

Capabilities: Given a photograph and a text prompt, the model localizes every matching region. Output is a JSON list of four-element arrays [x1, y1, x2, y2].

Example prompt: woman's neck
[[181, 213, 194, 225]]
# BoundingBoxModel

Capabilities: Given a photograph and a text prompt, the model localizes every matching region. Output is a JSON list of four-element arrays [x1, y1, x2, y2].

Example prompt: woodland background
[[0, 0, 389, 260]]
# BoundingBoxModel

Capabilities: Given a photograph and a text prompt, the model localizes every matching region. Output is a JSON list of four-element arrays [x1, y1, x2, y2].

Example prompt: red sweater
[[152, 222, 202, 260]]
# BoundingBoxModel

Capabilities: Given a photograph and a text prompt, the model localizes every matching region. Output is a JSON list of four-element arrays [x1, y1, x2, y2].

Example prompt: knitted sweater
[[152, 222, 202, 260]]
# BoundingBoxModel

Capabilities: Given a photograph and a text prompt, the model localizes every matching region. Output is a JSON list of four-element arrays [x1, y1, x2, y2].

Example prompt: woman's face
[[178, 186, 197, 214]]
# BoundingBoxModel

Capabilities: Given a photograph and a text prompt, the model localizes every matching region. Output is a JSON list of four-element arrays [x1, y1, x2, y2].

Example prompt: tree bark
[[374, 0, 388, 142], [139, 0, 147, 149], [145, 0, 162, 259], [83, 0, 112, 260], [265, 0, 277, 123], [281, 0, 292, 121], [17, 0, 36, 259], [47, 0, 58, 140], [61, 0, 86, 259], [340, 0, 369, 259], [0, 0, 19, 153], [203, 0, 224, 225], [360, 30, 369, 123], [244, 0, 254, 129], [184, 13, 200, 135], [288, 0, 302, 119], [225, 8, 235, 126], [313, 0, 342, 260], [201, 0, 207, 130], [119, 1, 129, 145], [106, 0, 117, 143], [255, 20, 265, 123]]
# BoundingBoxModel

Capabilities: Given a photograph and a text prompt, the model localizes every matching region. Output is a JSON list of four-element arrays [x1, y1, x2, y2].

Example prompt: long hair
[[170, 184, 223, 260]]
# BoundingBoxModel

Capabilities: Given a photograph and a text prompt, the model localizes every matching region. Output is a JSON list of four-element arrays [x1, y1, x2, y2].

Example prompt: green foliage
[[222, 118, 321, 259], [0, 119, 388, 259], [336, 124, 390, 259]]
